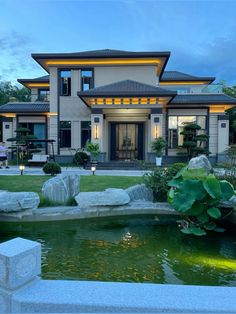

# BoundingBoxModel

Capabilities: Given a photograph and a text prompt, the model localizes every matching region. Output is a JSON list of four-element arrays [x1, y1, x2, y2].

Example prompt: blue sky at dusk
[[1, 0, 236, 85]]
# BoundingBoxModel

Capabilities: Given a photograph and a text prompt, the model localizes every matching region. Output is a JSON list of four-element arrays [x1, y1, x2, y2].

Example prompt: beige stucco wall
[[209, 113, 218, 155], [94, 65, 158, 87]]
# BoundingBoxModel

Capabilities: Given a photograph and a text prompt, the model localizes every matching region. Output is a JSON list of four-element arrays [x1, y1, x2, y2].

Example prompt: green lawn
[[0, 175, 143, 206]]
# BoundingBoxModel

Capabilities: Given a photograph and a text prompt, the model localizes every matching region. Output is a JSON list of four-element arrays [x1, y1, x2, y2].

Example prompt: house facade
[[0, 49, 236, 163]]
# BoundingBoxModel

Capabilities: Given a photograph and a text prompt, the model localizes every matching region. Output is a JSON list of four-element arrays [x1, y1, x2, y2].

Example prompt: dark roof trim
[[0, 102, 49, 113], [32, 50, 171, 60], [170, 94, 236, 105], [77, 80, 177, 98], [161, 71, 215, 83]]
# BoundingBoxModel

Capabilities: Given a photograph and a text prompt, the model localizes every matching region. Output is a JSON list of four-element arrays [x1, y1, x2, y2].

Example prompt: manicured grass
[[81, 175, 142, 192], [0, 175, 143, 206]]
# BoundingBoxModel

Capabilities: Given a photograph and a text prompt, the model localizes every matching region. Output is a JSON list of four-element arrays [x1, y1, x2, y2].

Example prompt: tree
[[0, 81, 30, 106], [7, 127, 39, 162], [181, 123, 209, 160], [222, 82, 236, 144]]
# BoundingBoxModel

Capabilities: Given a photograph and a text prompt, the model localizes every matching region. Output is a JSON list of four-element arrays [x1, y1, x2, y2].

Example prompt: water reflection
[[0, 216, 235, 286]]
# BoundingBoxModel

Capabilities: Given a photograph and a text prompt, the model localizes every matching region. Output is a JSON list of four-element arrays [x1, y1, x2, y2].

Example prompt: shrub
[[73, 151, 89, 166], [86, 141, 100, 161], [152, 137, 167, 157], [144, 162, 186, 202], [43, 162, 61, 176], [168, 167, 235, 236]]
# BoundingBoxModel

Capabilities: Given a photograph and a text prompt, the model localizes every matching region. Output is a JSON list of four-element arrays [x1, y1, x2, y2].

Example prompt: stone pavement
[[0, 166, 150, 176]]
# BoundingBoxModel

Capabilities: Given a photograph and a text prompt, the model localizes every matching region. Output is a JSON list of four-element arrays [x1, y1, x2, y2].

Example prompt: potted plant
[[86, 141, 100, 162], [152, 137, 166, 166]]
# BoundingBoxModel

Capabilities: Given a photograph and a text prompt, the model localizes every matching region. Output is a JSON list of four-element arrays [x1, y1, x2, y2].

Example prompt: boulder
[[125, 184, 153, 202], [42, 174, 80, 203], [75, 188, 130, 208], [187, 155, 212, 173], [0, 191, 40, 212]]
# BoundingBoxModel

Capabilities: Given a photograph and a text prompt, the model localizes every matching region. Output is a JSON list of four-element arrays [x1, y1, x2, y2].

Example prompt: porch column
[[91, 113, 104, 152], [150, 113, 163, 143], [217, 115, 229, 155]]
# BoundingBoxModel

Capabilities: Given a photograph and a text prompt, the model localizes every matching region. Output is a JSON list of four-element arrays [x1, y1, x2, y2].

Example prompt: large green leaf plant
[[168, 167, 235, 236]]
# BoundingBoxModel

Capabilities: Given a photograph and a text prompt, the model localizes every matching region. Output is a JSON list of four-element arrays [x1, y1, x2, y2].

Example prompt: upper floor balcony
[[31, 92, 50, 102], [159, 84, 223, 94]]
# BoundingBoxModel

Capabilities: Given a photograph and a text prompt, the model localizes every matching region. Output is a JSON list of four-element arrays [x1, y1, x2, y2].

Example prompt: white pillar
[[217, 116, 229, 154], [150, 114, 163, 143], [91, 114, 104, 152], [0, 237, 41, 313]]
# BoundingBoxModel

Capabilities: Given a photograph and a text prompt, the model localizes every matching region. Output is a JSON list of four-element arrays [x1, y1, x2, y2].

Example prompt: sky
[[1, 0, 236, 85]]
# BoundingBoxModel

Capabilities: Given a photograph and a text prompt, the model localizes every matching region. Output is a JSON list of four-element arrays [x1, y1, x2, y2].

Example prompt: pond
[[0, 215, 236, 286]]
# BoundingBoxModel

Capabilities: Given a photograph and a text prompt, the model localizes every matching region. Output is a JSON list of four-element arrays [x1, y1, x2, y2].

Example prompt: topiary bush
[[144, 162, 187, 202], [168, 167, 235, 236], [43, 162, 61, 176], [73, 151, 89, 166]]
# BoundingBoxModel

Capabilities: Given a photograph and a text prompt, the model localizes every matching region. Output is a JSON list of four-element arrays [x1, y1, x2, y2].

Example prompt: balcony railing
[[31, 93, 50, 102], [159, 84, 223, 94]]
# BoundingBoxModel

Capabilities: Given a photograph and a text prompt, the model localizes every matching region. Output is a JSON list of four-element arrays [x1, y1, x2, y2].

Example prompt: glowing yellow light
[[45, 58, 162, 66], [1, 113, 16, 118], [105, 98, 113, 105], [96, 98, 104, 105], [159, 81, 209, 85], [132, 98, 139, 105], [149, 98, 157, 105], [27, 83, 50, 88], [154, 125, 160, 139], [123, 98, 130, 105], [47, 112, 58, 116], [140, 98, 148, 104], [94, 125, 99, 139], [114, 98, 121, 105]]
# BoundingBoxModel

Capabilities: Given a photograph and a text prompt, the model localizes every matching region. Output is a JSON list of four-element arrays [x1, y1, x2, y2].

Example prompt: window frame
[[59, 70, 72, 96], [81, 68, 94, 91], [168, 115, 207, 149], [60, 121, 71, 148]]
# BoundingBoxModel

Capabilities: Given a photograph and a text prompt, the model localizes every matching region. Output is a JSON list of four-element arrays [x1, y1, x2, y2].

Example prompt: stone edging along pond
[[0, 200, 178, 222]]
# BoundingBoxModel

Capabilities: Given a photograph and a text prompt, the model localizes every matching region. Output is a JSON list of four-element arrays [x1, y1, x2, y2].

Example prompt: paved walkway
[[0, 166, 150, 176]]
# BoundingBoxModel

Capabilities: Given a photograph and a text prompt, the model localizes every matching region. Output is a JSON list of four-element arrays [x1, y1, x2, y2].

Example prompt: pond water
[[0, 215, 236, 286]]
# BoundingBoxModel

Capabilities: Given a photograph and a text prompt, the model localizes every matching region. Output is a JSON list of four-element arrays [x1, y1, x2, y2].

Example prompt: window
[[38, 89, 49, 101], [168, 116, 206, 149], [81, 121, 91, 147], [60, 121, 71, 148], [60, 70, 71, 96], [19, 123, 46, 139], [81, 69, 93, 91]]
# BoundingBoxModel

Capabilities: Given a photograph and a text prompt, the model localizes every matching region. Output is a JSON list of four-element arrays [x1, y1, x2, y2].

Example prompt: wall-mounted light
[[91, 165, 96, 175], [19, 164, 25, 175], [95, 125, 99, 139], [154, 125, 159, 139]]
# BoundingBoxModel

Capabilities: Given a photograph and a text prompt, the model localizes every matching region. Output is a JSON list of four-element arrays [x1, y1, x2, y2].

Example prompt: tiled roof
[[78, 80, 176, 97], [170, 94, 236, 105], [161, 71, 215, 82], [0, 102, 49, 113]]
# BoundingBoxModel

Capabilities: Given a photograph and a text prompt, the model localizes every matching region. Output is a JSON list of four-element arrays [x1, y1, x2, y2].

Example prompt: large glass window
[[81, 121, 91, 147], [38, 89, 50, 101], [60, 70, 71, 96], [19, 123, 46, 139], [81, 69, 94, 91], [60, 121, 71, 148], [168, 116, 206, 149]]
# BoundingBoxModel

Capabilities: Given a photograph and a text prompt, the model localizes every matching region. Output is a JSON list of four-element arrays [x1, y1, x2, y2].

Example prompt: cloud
[[0, 31, 45, 83]]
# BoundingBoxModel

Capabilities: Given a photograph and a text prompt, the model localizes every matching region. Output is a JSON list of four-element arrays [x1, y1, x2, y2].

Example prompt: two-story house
[[0, 49, 236, 164]]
